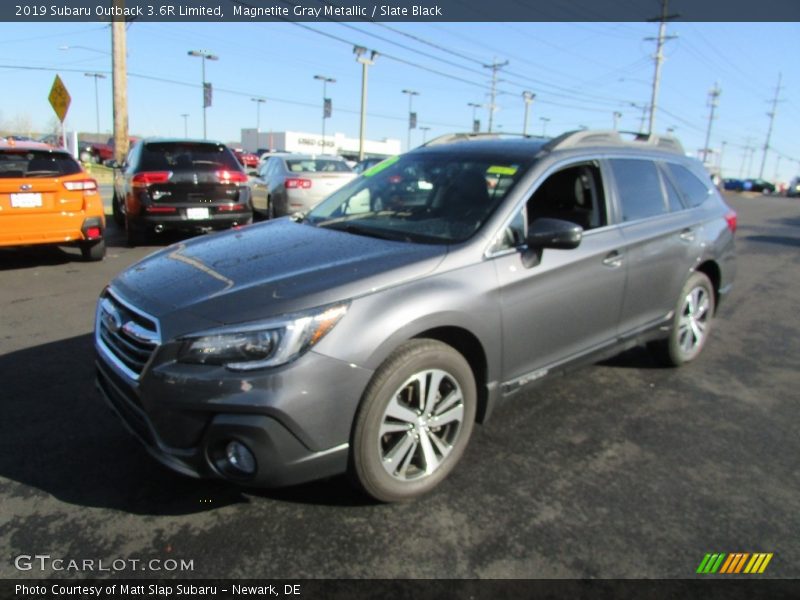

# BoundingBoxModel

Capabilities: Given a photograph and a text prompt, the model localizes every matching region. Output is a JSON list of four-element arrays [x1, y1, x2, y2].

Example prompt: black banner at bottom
[[2, 579, 798, 600]]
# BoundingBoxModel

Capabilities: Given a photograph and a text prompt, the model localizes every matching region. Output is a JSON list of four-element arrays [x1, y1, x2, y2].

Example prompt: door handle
[[602, 251, 623, 268], [679, 228, 696, 242]]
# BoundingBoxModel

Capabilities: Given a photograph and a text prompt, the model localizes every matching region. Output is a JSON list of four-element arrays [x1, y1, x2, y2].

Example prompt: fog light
[[225, 441, 256, 475]]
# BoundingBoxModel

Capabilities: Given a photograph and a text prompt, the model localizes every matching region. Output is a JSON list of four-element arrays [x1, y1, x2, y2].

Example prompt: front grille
[[95, 290, 160, 380]]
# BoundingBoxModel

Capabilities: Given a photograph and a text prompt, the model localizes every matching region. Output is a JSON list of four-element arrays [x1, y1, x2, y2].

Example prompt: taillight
[[285, 177, 312, 189], [217, 204, 246, 212], [145, 206, 177, 214], [725, 210, 737, 233], [132, 171, 172, 186], [63, 179, 98, 191], [216, 170, 249, 183]]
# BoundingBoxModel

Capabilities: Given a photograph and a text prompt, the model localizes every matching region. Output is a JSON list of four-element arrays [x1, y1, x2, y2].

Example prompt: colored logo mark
[[696, 553, 773, 574]]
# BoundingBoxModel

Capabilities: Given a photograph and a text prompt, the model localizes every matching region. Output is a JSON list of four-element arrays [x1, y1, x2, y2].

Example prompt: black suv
[[112, 139, 253, 245]]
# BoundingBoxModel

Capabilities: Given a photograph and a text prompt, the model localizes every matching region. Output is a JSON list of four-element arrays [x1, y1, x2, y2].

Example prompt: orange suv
[[0, 141, 105, 260]]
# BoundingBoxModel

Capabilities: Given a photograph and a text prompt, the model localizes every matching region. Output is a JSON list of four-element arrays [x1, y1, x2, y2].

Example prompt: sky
[[1, 20, 799, 182]]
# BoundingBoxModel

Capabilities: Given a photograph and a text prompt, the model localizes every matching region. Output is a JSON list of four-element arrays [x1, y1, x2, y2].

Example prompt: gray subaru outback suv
[[95, 131, 736, 502]]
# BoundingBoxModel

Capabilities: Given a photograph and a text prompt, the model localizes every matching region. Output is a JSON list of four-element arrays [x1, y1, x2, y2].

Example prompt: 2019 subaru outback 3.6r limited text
[[94, 130, 736, 502]]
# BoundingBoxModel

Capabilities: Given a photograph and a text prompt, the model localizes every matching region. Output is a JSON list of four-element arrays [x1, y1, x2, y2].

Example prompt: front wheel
[[350, 339, 476, 502], [649, 271, 715, 366]]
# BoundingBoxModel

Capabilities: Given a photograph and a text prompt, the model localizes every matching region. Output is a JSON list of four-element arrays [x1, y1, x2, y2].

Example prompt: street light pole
[[401, 89, 419, 151], [180, 113, 189, 137], [84, 72, 106, 135], [420, 126, 431, 143], [314, 75, 335, 154], [522, 91, 535, 135], [251, 97, 266, 133], [188, 49, 218, 140], [354, 46, 378, 161], [540, 116, 551, 137], [613, 111, 622, 130], [468, 102, 481, 132]]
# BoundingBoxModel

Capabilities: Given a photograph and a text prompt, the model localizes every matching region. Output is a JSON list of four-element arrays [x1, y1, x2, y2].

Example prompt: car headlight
[[178, 303, 348, 371]]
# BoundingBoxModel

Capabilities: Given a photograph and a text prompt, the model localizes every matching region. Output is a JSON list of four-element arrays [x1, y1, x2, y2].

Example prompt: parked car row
[[723, 177, 776, 194]]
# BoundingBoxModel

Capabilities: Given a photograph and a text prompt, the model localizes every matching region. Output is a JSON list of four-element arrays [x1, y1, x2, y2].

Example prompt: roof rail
[[422, 132, 541, 147], [543, 129, 685, 154]]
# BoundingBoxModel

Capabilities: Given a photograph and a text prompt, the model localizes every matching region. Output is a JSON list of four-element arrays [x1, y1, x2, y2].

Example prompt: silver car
[[94, 130, 736, 502], [250, 153, 356, 218]]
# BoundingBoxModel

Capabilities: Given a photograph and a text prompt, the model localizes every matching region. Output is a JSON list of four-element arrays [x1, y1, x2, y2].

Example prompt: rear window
[[0, 150, 82, 178], [139, 142, 241, 172], [285, 159, 351, 173]]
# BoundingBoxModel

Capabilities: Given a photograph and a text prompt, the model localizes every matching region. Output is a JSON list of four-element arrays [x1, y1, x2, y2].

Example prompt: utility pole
[[645, 0, 678, 134], [484, 59, 508, 133], [613, 111, 622, 131], [84, 73, 106, 135], [181, 113, 189, 137], [539, 117, 550, 137], [111, 1, 128, 168], [759, 72, 783, 179], [719, 140, 727, 176], [774, 155, 782, 183], [702, 83, 721, 165], [251, 97, 266, 133], [522, 91, 535, 135]]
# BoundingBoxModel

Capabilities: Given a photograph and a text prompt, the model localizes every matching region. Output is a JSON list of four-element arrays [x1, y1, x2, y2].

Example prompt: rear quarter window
[[0, 150, 81, 178], [665, 163, 713, 208], [610, 158, 667, 222]]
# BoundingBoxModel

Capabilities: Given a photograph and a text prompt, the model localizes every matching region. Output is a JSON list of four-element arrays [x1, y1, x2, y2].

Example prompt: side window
[[665, 163, 713, 208], [527, 162, 607, 231], [489, 162, 606, 254], [610, 159, 667, 221], [660, 166, 686, 212]]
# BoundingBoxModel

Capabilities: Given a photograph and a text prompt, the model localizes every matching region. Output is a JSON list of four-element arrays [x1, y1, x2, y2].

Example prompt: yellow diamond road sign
[[49, 75, 71, 123]]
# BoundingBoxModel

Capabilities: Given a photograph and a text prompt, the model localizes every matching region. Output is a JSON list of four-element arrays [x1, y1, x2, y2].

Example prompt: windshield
[[306, 152, 530, 244], [140, 142, 241, 172]]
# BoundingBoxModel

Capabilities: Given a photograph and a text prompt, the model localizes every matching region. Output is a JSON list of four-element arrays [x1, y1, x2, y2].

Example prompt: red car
[[233, 149, 259, 169]]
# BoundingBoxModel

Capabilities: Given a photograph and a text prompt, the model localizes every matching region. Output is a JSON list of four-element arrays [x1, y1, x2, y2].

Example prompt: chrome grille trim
[[95, 288, 161, 381]]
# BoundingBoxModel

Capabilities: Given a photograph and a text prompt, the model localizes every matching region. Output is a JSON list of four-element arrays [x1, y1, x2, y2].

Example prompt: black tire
[[80, 239, 105, 261], [267, 197, 275, 220], [350, 339, 476, 502], [125, 216, 144, 247], [112, 192, 124, 228], [649, 271, 715, 367]]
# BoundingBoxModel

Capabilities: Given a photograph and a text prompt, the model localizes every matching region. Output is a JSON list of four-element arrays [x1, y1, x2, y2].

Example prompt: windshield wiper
[[320, 221, 412, 242]]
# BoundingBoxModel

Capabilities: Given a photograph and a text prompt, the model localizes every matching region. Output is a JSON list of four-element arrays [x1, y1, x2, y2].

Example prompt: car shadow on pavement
[[0, 245, 81, 270], [597, 346, 664, 370], [0, 334, 371, 514], [743, 234, 800, 248]]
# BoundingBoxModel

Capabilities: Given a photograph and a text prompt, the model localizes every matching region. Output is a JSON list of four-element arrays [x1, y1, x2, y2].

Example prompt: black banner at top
[[3, 0, 800, 22]]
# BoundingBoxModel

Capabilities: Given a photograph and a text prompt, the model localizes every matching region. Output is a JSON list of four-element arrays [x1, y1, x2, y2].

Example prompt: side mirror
[[522, 218, 583, 268]]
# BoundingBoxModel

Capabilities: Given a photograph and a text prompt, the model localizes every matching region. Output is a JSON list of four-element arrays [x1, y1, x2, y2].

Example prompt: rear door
[[608, 157, 702, 336]]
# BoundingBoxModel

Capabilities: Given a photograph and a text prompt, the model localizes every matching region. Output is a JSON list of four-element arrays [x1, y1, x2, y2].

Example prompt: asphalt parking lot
[[0, 192, 798, 579]]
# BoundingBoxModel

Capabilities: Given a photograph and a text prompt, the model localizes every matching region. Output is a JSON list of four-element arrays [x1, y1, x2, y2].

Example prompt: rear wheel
[[125, 216, 144, 247], [267, 197, 275, 220], [112, 192, 124, 227], [350, 339, 476, 502], [649, 271, 715, 366], [79, 239, 105, 261]]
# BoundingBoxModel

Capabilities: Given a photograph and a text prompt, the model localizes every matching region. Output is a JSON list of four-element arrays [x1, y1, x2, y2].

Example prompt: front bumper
[[95, 345, 373, 487]]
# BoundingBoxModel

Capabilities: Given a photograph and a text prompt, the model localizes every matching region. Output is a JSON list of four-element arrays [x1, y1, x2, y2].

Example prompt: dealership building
[[241, 129, 402, 160]]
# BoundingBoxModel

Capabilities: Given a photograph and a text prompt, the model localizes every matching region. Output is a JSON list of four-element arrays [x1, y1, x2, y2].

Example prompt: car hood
[[111, 219, 447, 330]]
